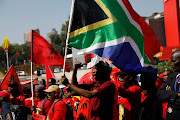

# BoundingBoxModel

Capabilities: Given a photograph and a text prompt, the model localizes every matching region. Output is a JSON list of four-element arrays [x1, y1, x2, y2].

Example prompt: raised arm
[[71, 62, 83, 86], [61, 76, 98, 98]]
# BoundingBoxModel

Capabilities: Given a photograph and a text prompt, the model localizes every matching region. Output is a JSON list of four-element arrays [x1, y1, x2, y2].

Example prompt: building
[[47, 28, 58, 44], [145, 12, 166, 47], [24, 29, 40, 44]]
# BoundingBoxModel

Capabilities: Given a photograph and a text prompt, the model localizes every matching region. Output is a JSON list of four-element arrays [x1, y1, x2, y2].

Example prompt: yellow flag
[[3, 38, 10, 50]]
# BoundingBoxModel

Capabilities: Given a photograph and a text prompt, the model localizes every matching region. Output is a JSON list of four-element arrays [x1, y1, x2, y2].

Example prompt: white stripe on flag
[[118, 0, 143, 35], [82, 36, 144, 66]]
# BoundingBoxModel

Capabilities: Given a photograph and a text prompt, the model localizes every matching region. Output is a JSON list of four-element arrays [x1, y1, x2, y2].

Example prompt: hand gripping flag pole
[[62, 0, 76, 75]]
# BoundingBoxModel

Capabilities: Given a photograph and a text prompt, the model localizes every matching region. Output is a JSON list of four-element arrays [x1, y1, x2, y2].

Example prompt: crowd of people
[[1, 49, 180, 120]]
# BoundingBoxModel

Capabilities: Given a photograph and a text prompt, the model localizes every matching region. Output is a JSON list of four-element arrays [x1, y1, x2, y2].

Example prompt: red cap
[[63, 87, 68, 93], [0, 91, 10, 99], [159, 73, 164, 79]]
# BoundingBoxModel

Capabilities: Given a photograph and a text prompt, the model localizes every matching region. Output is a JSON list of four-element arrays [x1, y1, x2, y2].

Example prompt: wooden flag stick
[[62, 0, 76, 75]]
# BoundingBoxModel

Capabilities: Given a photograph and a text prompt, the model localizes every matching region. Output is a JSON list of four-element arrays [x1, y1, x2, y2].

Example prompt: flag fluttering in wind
[[31, 30, 70, 72], [0, 65, 23, 95], [3, 38, 10, 51], [45, 65, 55, 88], [16, 50, 20, 56], [68, 0, 160, 74]]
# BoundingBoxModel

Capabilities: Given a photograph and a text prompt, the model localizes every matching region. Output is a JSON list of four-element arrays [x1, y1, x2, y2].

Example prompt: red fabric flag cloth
[[32, 112, 46, 120], [78, 71, 95, 84], [110, 68, 120, 120], [45, 65, 55, 88], [16, 50, 20, 56], [122, 0, 161, 62], [31, 30, 70, 72], [0, 65, 23, 95]]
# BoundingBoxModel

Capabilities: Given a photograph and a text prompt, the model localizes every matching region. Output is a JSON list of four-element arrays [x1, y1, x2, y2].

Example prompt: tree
[[158, 61, 172, 74], [0, 44, 31, 70], [49, 19, 71, 56], [0, 47, 6, 68], [60, 20, 72, 55], [50, 34, 61, 45]]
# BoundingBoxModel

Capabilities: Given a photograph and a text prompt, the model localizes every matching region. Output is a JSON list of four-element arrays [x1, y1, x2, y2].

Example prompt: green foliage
[[50, 34, 61, 45], [0, 44, 31, 69], [0, 47, 6, 68], [152, 12, 158, 16], [0, 18, 72, 69], [49, 19, 71, 56], [158, 61, 173, 74]]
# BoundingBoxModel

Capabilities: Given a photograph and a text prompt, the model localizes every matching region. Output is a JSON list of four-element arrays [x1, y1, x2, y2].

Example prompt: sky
[[0, 0, 164, 46]]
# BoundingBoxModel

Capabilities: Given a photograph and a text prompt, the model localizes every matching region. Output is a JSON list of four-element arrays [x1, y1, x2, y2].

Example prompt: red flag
[[0, 65, 23, 95], [20, 79, 38, 85], [16, 50, 20, 56], [122, 0, 161, 62], [32, 112, 46, 120], [45, 65, 55, 88], [78, 71, 95, 84], [31, 30, 70, 72]]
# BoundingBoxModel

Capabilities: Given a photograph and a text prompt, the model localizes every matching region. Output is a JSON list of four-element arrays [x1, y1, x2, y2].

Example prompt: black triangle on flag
[[69, 0, 117, 39], [70, 0, 108, 32]]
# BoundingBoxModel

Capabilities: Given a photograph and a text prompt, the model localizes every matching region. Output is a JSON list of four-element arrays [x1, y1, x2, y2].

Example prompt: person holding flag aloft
[[60, 61, 115, 120]]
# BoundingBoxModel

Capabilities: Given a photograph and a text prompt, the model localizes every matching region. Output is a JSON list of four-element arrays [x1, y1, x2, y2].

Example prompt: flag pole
[[62, 0, 76, 75], [5, 50, 9, 71], [31, 30, 34, 107]]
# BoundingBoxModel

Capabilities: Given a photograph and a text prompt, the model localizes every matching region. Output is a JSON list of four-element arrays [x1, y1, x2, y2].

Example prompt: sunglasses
[[47, 92, 55, 96]]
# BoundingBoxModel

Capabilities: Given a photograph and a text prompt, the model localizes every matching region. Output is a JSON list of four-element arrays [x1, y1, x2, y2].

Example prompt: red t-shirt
[[24, 98, 40, 109], [88, 81, 115, 120], [162, 102, 168, 119], [76, 96, 89, 120], [110, 73, 120, 120], [47, 99, 67, 120], [63, 97, 79, 119], [63, 97, 79, 106], [118, 85, 141, 120], [118, 97, 131, 120], [11, 95, 25, 105], [36, 98, 53, 116], [155, 78, 163, 89]]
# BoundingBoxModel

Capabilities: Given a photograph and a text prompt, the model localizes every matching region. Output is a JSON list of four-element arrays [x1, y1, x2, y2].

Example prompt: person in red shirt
[[159, 70, 173, 119], [62, 87, 79, 106], [62, 87, 80, 119], [60, 61, 115, 120], [118, 71, 141, 120], [8, 82, 25, 105], [155, 73, 164, 89], [34, 85, 52, 116], [0, 91, 13, 120], [162, 70, 173, 83], [45, 85, 67, 120]]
